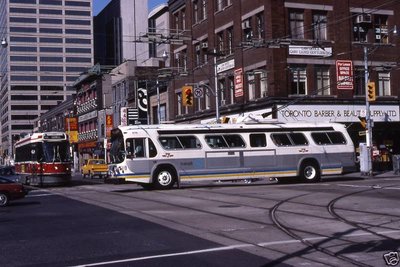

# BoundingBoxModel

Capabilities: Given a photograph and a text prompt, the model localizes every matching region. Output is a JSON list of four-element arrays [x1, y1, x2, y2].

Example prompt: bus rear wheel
[[153, 167, 176, 190], [299, 161, 320, 183]]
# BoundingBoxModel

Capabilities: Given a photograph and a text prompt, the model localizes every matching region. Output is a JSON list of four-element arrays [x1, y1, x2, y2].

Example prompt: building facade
[[94, 0, 149, 66], [0, 0, 93, 162], [167, 0, 400, 161]]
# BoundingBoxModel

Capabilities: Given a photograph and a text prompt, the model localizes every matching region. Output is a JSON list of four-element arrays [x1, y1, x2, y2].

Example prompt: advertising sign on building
[[120, 107, 127, 126], [277, 104, 399, 123], [64, 117, 78, 143], [234, 68, 244, 98], [289, 45, 332, 57], [336, 60, 354, 90], [106, 115, 113, 138]]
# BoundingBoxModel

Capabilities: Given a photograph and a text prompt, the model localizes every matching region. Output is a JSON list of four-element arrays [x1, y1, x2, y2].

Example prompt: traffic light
[[358, 116, 367, 129], [182, 86, 193, 106], [367, 82, 376, 102]]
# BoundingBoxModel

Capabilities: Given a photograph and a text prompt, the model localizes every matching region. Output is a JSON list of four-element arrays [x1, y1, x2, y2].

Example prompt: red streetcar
[[14, 132, 72, 186]]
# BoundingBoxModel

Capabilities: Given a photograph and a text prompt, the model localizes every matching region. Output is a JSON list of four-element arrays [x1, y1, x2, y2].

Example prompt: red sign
[[234, 68, 244, 97], [336, 60, 354, 90], [106, 115, 113, 138]]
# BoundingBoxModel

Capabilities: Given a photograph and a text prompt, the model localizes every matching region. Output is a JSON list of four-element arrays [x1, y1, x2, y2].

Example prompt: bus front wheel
[[299, 161, 320, 183], [153, 167, 176, 190]]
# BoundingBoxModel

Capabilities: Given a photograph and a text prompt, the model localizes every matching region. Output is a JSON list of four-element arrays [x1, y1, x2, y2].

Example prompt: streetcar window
[[224, 135, 245, 148]]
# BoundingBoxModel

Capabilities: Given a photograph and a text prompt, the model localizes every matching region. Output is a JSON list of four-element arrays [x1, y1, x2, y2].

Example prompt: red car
[[0, 176, 28, 207]]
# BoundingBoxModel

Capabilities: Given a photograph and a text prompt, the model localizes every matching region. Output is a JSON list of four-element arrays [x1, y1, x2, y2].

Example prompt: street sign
[[194, 87, 203, 98]]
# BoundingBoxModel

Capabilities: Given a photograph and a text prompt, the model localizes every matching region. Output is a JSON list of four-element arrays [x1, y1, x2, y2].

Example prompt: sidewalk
[[343, 170, 400, 179]]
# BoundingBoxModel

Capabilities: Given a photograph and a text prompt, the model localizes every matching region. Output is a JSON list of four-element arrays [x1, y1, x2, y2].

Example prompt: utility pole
[[213, 48, 220, 123], [364, 46, 374, 176]]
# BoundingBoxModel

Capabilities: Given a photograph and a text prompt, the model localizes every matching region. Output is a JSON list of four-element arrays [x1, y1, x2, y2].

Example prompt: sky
[[93, 0, 167, 15]]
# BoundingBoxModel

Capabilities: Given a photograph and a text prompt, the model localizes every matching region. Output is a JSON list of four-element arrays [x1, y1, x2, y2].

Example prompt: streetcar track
[[327, 184, 400, 240], [50, 181, 400, 266], [269, 193, 372, 267]]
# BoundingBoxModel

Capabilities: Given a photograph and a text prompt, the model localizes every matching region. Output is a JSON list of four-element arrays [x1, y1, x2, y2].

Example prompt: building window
[[259, 71, 268, 97], [255, 13, 264, 39], [374, 15, 389, 44], [289, 10, 304, 39], [219, 79, 226, 106], [193, 0, 199, 23], [177, 93, 182, 116], [290, 67, 307, 95], [242, 18, 253, 41], [313, 13, 327, 40], [247, 74, 256, 100], [354, 69, 365, 96], [217, 32, 224, 54], [201, 0, 207, 20], [315, 67, 330, 95], [378, 72, 390, 96], [227, 28, 233, 55], [228, 76, 234, 105], [353, 13, 369, 42]]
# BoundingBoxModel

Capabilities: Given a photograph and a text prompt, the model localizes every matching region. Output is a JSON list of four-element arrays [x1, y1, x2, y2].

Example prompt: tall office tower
[[0, 0, 93, 160], [94, 0, 148, 66]]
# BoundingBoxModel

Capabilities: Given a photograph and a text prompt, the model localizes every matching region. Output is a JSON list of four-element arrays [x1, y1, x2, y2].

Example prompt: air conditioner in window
[[356, 14, 372, 24], [241, 20, 251, 29], [201, 42, 208, 49]]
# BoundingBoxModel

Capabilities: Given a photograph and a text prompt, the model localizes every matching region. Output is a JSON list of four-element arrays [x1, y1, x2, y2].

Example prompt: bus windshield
[[110, 129, 125, 164], [42, 141, 71, 163]]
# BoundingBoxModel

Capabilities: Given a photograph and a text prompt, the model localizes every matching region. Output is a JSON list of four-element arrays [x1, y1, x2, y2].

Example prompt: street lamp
[[1, 37, 7, 48]]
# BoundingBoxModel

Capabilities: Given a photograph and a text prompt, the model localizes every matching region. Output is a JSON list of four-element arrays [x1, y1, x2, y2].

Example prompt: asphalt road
[[1, 172, 399, 267]]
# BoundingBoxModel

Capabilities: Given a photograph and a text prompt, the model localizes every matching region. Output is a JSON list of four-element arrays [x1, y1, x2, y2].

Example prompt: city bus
[[107, 122, 356, 189], [14, 132, 72, 186]]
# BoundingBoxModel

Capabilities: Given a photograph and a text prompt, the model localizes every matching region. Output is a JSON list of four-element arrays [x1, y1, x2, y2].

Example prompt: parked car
[[0, 166, 20, 182], [81, 159, 108, 179], [0, 176, 28, 207]]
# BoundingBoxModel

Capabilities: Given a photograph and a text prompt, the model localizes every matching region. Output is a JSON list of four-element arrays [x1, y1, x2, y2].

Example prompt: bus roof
[[116, 122, 346, 134]]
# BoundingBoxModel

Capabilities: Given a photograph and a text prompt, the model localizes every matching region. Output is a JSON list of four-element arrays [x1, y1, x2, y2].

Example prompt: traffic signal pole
[[364, 46, 374, 176]]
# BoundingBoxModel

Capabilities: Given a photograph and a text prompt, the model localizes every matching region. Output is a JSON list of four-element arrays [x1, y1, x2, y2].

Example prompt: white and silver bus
[[107, 122, 356, 189]]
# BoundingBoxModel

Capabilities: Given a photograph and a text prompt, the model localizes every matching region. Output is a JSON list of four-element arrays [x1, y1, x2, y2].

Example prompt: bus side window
[[148, 138, 157, 158], [250, 134, 266, 147], [224, 135, 245, 148], [126, 138, 146, 158], [205, 135, 228, 148], [271, 133, 292, 146]]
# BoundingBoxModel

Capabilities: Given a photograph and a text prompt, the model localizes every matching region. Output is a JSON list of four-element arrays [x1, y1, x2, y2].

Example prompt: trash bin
[[392, 155, 400, 174]]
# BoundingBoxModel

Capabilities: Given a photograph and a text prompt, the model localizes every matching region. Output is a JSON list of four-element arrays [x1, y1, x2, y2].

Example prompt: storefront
[[275, 103, 400, 170]]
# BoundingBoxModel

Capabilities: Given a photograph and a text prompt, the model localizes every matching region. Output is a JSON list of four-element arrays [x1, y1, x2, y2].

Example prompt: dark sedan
[[0, 177, 28, 207]]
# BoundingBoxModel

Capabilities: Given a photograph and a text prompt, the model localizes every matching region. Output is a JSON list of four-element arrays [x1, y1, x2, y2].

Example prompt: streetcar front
[[15, 132, 72, 186]]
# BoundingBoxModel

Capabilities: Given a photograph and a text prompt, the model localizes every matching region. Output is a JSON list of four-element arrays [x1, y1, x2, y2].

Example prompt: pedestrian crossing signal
[[367, 82, 376, 102], [182, 86, 193, 106]]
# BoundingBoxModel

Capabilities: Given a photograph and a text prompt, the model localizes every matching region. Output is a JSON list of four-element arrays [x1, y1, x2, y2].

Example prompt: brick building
[[167, 0, 400, 159]]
